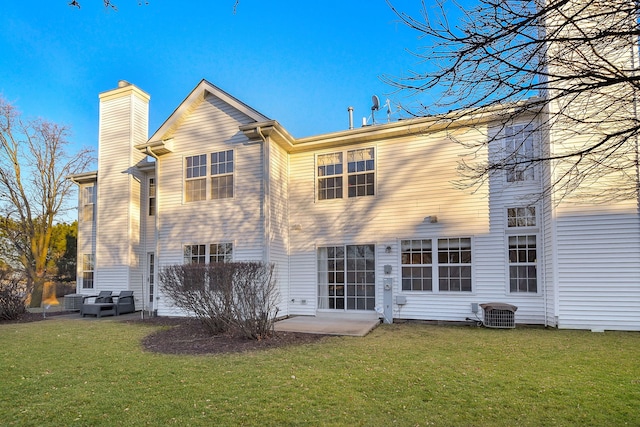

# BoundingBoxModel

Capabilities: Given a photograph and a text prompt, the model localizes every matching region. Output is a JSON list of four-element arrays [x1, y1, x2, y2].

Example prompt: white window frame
[[148, 177, 156, 216], [81, 253, 95, 289], [316, 147, 375, 201], [400, 237, 473, 293], [210, 149, 234, 200], [185, 154, 207, 203], [400, 239, 433, 291], [504, 123, 537, 183], [505, 206, 540, 294], [317, 244, 376, 310], [508, 235, 538, 293], [184, 243, 233, 264], [81, 184, 95, 222]]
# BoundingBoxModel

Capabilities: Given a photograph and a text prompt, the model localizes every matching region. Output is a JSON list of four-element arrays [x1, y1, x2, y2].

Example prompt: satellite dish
[[371, 95, 380, 111]]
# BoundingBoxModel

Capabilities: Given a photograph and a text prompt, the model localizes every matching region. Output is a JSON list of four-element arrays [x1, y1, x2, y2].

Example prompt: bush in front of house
[[0, 270, 27, 321], [159, 262, 279, 340]]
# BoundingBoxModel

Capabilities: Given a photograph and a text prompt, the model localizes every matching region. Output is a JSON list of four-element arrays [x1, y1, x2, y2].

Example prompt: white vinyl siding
[[95, 88, 148, 294], [154, 93, 264, 316], [290, 126, 492, 320]]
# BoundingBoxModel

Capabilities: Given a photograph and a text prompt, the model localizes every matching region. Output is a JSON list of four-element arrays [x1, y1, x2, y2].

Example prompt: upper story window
[[81, 184, 95, 222], [211, 150, 234, 199], [148, 178, 156, 216], [317, 148, 375, 200], [185, 151, 234, 203], [505, 124, 536, 182], [185, 154, 207, 202], [507, 207, 536, 227], [317, 152, 343, 200], [347, 148, 375, 197]]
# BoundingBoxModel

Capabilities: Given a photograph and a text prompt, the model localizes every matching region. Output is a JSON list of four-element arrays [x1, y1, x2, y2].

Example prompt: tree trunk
[[29, 276, 44, 308]]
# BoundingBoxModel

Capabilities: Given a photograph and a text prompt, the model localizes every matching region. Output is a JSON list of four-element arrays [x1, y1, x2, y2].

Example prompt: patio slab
[[275, 313, 381, 336]]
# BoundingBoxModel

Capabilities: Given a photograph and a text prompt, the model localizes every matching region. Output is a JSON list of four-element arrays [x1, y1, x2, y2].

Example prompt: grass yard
[[1, 319, 639, 426]]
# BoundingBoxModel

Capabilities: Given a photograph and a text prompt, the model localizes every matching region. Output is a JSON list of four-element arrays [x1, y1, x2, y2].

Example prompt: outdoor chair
[[81, 291, 116, 318], [115, 291, 135, 315]]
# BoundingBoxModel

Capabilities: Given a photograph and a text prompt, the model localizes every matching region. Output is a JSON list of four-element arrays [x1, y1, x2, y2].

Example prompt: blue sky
[[1, 1, 433, 155]]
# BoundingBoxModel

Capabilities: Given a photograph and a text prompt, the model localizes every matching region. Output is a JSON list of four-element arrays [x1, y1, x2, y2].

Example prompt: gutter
[[144, 146, 160, 318]]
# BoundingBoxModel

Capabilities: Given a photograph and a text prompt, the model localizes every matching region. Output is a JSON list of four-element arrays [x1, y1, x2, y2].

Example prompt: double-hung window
[[317, 148, 374, 200], [211, 150, 234, 199], [400, 237, 472, 292], [438, 238, 472, 292], [184, 244, 206, 264], [81, 184, 95, 222], [401, 240, 433, 291], [507, 207, 538, 293], [82, 254, 95, 289], [317, 153, 343, 200], [209, 243, 233, 263], [505, 124, 536, 182], [148, 178, 156, 216], [347, 148, 375, 197], [185, 155, 207, 202], [185, 151, 234, 202], [184, 243, 233, 264]]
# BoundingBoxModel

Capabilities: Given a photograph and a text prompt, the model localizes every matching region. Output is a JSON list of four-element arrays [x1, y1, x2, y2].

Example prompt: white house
[[69, 73, 640, 331]]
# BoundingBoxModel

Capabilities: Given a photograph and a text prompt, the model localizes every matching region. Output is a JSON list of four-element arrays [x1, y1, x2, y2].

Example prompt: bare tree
[[0, 97, 93, 307], [385, 0, 640, 202]]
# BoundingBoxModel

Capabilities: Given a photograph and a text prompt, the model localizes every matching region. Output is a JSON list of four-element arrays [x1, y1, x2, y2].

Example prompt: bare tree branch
[[385, 0, 640, 203], [0, 97, 94, 307]]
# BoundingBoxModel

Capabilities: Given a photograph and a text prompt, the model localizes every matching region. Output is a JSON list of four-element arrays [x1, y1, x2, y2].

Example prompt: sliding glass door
[[318, 244, 375, 311]]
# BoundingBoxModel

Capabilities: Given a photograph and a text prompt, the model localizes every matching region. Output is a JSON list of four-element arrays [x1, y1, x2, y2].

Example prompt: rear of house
[[70, 80, 640, 331]]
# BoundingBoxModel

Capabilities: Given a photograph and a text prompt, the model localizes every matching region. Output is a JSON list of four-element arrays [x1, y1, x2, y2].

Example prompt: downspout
[[256, 127, 270, 265], [145, 146, 160, 318]]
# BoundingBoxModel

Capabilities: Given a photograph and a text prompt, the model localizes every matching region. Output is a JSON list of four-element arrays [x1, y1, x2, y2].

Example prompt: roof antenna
[[371, 95, 380, 125]]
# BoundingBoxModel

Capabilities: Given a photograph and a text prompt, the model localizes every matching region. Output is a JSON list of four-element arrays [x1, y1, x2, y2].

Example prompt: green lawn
[[1, 319, 639, 426]]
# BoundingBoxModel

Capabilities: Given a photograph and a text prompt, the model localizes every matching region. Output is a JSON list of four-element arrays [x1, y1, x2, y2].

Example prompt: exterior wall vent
[[480, 302, 517, 328]]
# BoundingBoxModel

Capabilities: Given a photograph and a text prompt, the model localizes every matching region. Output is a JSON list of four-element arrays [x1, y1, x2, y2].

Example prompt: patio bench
[[81, 291, 116, 318]]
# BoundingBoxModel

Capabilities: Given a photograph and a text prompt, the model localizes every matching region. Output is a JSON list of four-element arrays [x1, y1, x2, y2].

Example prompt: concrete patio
[[274, 312, 381, 336]]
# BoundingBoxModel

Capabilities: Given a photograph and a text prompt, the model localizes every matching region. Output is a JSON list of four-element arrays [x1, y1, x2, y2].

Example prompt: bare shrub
[[0, 270, 27, 321], [159, 262, 279, 339]]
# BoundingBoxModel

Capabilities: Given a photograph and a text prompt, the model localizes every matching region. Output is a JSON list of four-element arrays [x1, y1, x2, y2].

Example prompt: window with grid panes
[[148, 178, 156, 216], [437, 238, 472, 292], [184, 244, 206, 264], [82, 254, 95, 289], [347, 148, 375, 197], [508, 235, 537, 292], [81, 185, 95, 222], [507, 207, 536, 227], [211, 150, 234, 199], [185, 154, 207, 202], [317, 152, 343, 200], [401, 240, 433, 291], [505, 124, 536, 182], [209, 243, 233, 263]]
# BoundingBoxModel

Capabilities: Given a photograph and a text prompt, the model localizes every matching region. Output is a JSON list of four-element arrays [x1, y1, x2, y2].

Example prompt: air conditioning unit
[[480, 302, 517, 328]]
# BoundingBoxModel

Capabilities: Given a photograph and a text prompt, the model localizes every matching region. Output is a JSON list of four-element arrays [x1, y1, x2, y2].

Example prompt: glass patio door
[[318, 244, 375, 311]]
